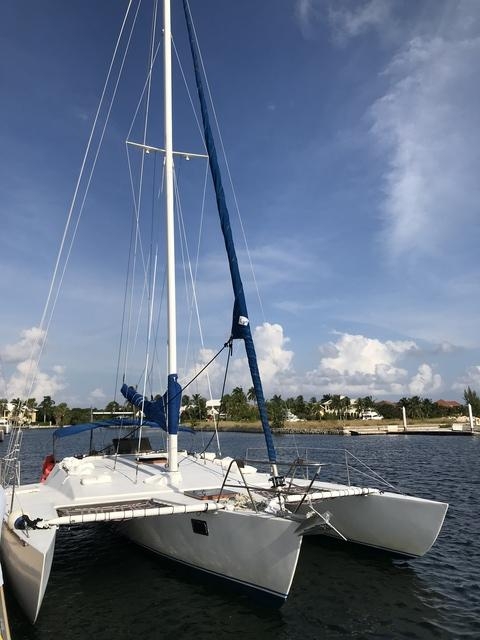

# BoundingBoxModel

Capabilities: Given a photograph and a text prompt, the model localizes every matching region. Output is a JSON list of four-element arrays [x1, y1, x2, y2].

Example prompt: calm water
[[2, 429, 479, 639]]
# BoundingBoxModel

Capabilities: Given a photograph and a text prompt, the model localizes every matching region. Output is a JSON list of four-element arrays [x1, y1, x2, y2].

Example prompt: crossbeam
[[40, 499, 225, 527], [283, 487, 380, 504]]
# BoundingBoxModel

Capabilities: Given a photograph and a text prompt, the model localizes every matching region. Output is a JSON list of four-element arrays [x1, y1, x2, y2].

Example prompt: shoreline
[[187, 419, 479, 436], [15, 419, 478, 437]]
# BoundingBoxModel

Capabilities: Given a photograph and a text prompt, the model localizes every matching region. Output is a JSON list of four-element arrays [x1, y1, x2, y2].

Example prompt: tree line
[[3, 387, 479, 428]]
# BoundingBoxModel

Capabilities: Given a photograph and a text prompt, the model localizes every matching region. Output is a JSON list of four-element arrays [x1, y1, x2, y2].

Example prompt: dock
[[345, 424, 478, 436]]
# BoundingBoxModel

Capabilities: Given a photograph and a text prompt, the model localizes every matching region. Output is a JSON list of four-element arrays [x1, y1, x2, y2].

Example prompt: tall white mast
[[164, 0, 178, 472]]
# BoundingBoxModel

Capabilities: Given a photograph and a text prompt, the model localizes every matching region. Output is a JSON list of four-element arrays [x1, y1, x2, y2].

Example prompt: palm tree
[[329, 395, 343, 419], [10, 398, 23, 422], [355, 397, 366, 417], [191, 394, 206, 421], [464, 387, 480, 416], [400, 396, 424, 420], [53, 403, 71, 427], [362, 396, 375, 410], [422, 398, 434, 419], [340, 396, 351, 419], [24, 398, 37, 424], [38, 395, 55, 424], [220, 393, 231, 420], [229, 387, 250, 421], [306, 397, 320, 420], [105, 400, 121, 414], [292, 395, 306, 419], [268, 394, 286, 429]]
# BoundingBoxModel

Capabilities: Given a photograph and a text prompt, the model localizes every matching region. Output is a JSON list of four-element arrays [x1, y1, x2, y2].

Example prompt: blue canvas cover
[[121, 379, 182, 435], [54, 378, 187, 440]]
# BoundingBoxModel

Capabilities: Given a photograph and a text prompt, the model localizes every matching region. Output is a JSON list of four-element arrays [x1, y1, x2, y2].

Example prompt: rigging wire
[[144, 150, 160, 398], [113, 200, 137, 405], [118, 6, 234, 459], [171, 37, 208, 154], [171, 31, 230, 451], [173, 159, 222, 452], [123, 5, 159, 386], [180, 340, 230, 396], [4, 0, 138, 468]]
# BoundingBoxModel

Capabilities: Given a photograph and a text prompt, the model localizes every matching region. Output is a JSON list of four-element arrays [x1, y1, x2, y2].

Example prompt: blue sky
[[1, 0, 480, 408]]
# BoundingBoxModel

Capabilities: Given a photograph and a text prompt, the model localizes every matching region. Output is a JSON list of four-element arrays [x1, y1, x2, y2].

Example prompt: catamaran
[[1, 0, 447, 624]]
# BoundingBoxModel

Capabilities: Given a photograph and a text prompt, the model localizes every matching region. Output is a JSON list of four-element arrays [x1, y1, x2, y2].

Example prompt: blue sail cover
[[54, 375, 183, 443], [183, 1, 276, 463], [121, 380, 182, 435], [121, 384, 166, 428], [166, 374, 181, 435]]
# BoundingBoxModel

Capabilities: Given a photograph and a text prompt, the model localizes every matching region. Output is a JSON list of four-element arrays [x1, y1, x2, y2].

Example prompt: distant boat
[[1, 0, 448, 624], [361, 411, 384, 420]]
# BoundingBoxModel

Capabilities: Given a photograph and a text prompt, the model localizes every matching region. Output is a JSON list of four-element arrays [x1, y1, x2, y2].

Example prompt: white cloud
[[305, 332, 442, 397], [1, 326, 45, 363], [435, 342, 456, 354], [328, 0, 394, 42], [370, 33, 480, 260], [180, 323, 294, 398], [227, 323, 295, 396], [0, 328, 66, 400], [408, 363, 442, 395], [89, 387, 106, 402], [318, 332, 417, 375], [179, 329, 447, 401], [295, 0, 395, 42], [180, 347, 226, 399], [6, 358, 66, 400], [255, 323, 295, 388], [225, 323, 294, 396], [295, 0, 321, 39], [453, 365, 480, 391]]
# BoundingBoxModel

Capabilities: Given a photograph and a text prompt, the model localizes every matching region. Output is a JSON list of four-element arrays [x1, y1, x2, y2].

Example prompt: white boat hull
[[120, 508, 302, 600], [1, 519, 56, 623], [301, 490, 448, 557]]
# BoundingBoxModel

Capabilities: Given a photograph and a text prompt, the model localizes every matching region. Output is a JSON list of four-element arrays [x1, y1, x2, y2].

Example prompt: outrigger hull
[[1, 515, 56, 623], [300, 488, 448, 557]]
